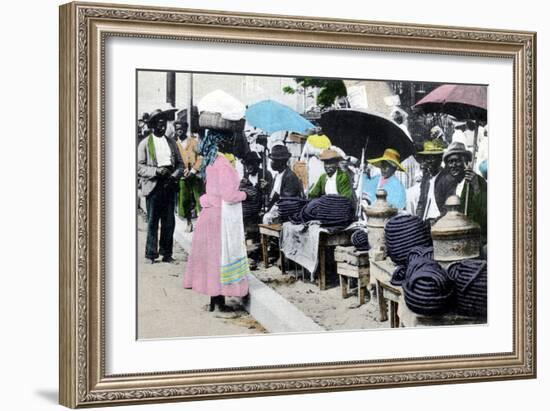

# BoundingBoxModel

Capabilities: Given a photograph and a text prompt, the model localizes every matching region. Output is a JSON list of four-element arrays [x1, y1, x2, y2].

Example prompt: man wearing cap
[[137, 109, 184, 263], [262, 145, 303, 224], [435, 141, 487, 244], [174, 120, 203, 232], [406, 140, 445, 220], [362, 148, 407, 209], [308, 149, 353, 200]]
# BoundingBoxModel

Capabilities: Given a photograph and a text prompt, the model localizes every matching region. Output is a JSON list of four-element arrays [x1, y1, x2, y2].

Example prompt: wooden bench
[[370, 258, 402, 327], [337, 262, 370, 305], [335, 246, 370, 305]]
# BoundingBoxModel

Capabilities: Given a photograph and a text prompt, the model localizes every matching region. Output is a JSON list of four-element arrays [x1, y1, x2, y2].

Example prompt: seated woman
[[308, 149, 353, 200], [362, 148, 406, 209]]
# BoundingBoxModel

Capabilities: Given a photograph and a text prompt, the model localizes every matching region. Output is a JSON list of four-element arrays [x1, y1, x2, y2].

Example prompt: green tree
[[283, 78, 347, 109]]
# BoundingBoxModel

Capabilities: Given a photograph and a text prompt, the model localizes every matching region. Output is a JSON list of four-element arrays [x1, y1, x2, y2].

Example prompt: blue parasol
[[245, 99, 315, 135]]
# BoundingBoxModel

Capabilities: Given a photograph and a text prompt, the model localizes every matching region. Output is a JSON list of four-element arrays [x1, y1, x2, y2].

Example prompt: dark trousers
[[145, 184, 176, 259]]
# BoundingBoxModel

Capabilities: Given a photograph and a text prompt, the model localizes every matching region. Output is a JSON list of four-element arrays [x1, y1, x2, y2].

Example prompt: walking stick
[[464, 120, 479, 216]]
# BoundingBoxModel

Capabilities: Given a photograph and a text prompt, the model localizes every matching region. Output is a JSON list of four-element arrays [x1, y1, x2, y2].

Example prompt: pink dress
[[183, 155, 249, 296]]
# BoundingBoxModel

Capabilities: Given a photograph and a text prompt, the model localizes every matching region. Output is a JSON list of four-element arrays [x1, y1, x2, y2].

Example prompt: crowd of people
[[137, 106, 488, 313]]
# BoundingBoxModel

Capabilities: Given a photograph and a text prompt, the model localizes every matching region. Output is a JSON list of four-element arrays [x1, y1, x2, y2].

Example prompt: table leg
[[390, 301, 399, 328], [319, 246, 326, 290], [358, 277, 366, 306], [377, 281, 388, 322], [280, 251, 286, 274], [261, 234, 268, 269], [339, 275, 348, 298]]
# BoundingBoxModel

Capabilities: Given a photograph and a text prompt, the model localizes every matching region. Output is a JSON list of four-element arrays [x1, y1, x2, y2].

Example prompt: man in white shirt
[[137, 109, 184, 263], [406, 140, 445, 221]]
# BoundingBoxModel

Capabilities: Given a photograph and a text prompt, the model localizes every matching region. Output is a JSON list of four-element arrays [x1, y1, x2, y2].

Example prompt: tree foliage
[[283, 78, 347, 108]]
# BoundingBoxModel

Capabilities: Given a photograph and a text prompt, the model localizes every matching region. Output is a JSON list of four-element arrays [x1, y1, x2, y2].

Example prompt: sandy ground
[[253, 264, 389, 331], [137, 211, 266, 339], [137, 210, 389, 339]]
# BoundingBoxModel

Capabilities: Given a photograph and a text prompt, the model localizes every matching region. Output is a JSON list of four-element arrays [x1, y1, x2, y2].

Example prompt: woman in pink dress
[[183, 129, 251, 312]]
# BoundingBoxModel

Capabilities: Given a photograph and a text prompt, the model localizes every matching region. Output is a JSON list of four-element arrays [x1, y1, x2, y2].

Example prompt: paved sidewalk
[[137, 212, 266, 339]]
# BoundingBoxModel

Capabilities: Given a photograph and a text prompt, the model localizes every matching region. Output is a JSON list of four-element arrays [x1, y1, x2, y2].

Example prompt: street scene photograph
[[136, 70, 488, 339]]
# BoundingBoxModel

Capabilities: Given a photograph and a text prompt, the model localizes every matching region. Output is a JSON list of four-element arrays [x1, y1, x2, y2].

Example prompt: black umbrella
[[318, 109, 415, 161]]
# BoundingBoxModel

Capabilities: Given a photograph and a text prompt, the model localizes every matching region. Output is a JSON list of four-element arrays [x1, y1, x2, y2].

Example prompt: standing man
[[435, 141, 487, 244], [137, 109, 184, 263], [174, 120, 202, 232], [406, 140, 445, 221]]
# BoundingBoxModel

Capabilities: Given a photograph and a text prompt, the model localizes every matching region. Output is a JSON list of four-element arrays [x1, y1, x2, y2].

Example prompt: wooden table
[[258, 223, 285, 274], [370, 258, 402, 327], [317, 231, 352, 290]]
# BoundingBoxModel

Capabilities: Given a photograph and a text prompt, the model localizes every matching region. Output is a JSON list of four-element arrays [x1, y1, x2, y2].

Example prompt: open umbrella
[[318, 109, 415, 161], [245, 99, 315, 135], [413, 84, 487, 121], [413, 84, 488, 216]]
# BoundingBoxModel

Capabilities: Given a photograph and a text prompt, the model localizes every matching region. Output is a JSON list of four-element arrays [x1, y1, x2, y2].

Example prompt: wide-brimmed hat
[[148, 108, 177, 126], [417, 139, 445, 156], [368, 148, 406, 172], [319, 149, 343, 162], [269, 145, 292, 160], [443, 141, 472, 162]]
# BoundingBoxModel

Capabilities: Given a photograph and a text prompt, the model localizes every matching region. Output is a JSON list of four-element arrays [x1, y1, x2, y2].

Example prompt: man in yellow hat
[[406, 140, 445, 220], [308, 148, 353, 200], [362, 148, 406, 209]]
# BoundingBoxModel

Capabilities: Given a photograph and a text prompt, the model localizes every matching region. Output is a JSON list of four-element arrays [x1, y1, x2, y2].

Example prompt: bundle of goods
[[277, 197, 309, 222], [385, 215, 432, 266], [390, 245, 434, 286], [351, 229, 370, 251], [198, 111, 245, 132], [402, 257, 455, 315], [290, 194, 355, 229], [447, 259, 487, 317]]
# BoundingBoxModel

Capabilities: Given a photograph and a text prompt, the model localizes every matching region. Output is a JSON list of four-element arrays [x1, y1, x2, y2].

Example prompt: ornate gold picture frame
[[59, 1, 536, 408]]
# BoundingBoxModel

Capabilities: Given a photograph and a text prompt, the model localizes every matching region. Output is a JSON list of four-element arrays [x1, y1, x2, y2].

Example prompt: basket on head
[[198, 111, 245, 132]]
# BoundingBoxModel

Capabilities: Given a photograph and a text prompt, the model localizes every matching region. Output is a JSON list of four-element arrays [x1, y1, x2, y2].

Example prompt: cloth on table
[[279, 221, 323, 275], [277, 197, 309, 223], [390, 245, 434, 286], [447, 259, 487, 317], [351, 229, 370, 251], [385, 214, 432, 267], [402, 257, 454, 316], [290, 194, 355, 228]]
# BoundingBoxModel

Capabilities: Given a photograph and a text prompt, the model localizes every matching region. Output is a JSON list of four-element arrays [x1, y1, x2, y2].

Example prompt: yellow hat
[[368, 148, 406, 172], [307, 134, 331, 150], [417, 139, 445, 155]]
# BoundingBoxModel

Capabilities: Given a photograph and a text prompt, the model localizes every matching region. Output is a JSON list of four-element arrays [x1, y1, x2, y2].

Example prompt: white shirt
[[270, 170, 284, 199], [152, 135, 172, 167], [325, 173, 338, 195], [406, 173, 441, 220]]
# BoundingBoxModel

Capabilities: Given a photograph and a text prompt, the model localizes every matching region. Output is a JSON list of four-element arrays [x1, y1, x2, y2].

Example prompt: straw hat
[[443, 141, 472, 163], [319, 149, 343, 162], [417, 139, 445, 156], [368, 148, 406, 172]]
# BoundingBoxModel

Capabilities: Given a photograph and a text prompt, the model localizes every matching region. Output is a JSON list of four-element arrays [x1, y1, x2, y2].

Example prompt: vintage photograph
[[136, 70, 488, 339]]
